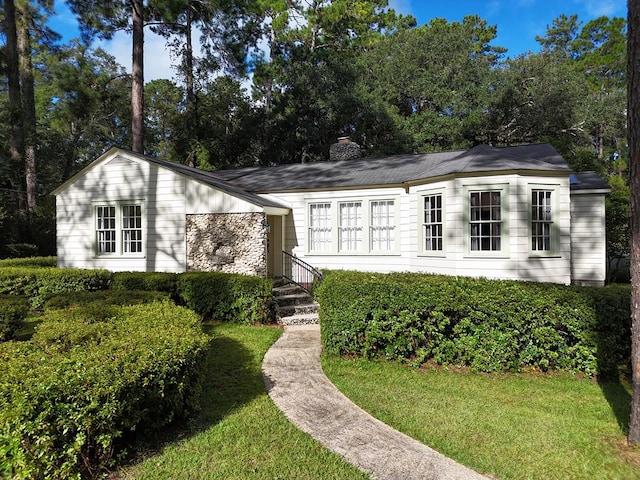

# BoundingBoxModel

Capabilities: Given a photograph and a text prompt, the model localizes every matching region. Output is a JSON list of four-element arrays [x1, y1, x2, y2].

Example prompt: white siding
[[570, 194, 607, 286], [185, 178, 262, 214], [56, 153, 187, 272], [275, 173, 574, 284]]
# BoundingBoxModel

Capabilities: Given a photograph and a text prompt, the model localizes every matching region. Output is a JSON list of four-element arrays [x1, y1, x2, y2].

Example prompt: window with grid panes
[[338, 201, 363, 251], [423, 194, 443, 251], [370, 200, 395, 251], [531, 190, 553, 251], [469, 191, 502, 251], [308, 202, 332, 251]]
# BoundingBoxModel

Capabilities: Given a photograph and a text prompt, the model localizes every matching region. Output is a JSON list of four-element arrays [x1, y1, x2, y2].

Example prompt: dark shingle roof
[[570, 172, 611, 192], [217, 143, 572, 193]]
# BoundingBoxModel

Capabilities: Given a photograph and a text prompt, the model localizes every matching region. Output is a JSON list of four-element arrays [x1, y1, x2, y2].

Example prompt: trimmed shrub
[[0, 268, 111, 309], [0, 256, 57, 268], [177, 272, 273, 323], [316, 270, 630, 376], [0, 296, 29, 342], [111, 271, 179, 300], [0, 302, 209, 479], [44, 289, 170, 311]]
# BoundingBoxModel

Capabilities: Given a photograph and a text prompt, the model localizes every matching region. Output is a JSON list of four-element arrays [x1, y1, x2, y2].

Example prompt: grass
[[115, 323, 368, 480], [322, 355, 640, 480]]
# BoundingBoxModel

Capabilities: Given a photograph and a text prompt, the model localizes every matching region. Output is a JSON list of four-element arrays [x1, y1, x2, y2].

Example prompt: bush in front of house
[[111, 271, 179, 300], [45, 289, 171, 311], [0, 256, 57, 268], [177, 272, 273, 323], [0, 267, 112, 309], [316, 270, 630, 376], [0, 301, 210, 480], [0, 295, 29, 342]]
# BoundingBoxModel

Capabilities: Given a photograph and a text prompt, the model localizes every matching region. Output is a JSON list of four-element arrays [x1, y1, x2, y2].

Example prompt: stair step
[[277, 303, 318, 318], [279, 312, 319, 326]]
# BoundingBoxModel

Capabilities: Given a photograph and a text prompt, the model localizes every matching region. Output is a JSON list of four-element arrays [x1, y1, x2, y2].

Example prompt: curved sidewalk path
[[262, 324, 490, 480]]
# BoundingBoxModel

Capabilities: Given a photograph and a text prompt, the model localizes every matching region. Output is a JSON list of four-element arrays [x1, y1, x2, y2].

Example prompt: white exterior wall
[[56, 153, 263, 273], [570, 193, 607, 286], [274, 173, 573, 284]]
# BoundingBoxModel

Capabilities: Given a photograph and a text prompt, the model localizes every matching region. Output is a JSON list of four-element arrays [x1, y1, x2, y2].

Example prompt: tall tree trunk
[[131, 0, 145, 153], [3, 0, 24, 210], [17, 8, 38, 210], [628, 0, 640, 446], [184, 4, 197, 167]]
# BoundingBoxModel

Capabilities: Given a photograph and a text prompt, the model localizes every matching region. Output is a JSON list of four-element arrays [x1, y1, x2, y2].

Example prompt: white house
[[52, 142, 610, 286]]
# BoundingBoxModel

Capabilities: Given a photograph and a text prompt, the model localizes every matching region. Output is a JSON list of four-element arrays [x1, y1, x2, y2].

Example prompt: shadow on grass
[[125, 323, 265, 457], [598, 376, 632, 435]]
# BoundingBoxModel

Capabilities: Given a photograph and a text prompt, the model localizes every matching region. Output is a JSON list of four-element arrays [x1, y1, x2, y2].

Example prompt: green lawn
[[322, 356, 640, 480], [116, 323, 368, 480]]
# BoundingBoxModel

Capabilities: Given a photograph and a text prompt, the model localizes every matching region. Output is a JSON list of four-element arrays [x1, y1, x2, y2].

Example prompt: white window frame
[[308, 202, 332, 252], [338, 201, 363, 252], [419, 190, 446, 256], [370, 199, 396, 252], [464, 184, 509, 257], [306, 197, 399, 255], [94, 200, 145, 257], [529, 185, 560, 257]]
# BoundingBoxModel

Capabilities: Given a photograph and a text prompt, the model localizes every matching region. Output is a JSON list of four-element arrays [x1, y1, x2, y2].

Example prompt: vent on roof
[[329, 136, 361, 161]]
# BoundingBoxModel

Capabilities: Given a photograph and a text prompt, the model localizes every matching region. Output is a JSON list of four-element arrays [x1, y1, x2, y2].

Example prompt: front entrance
[[266, 215, 284, 278]]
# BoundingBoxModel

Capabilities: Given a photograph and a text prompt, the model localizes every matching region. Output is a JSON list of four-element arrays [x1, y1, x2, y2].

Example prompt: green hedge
[[45, 289, 171, 310], [0, 256, 57, 268], [111, 271, 179, 300], [0, 268, 111, 309], [177, 272, 273, 323], [316, 271, 630, 376], [0, 302, 209, 479], [0, 296, 29, 342]]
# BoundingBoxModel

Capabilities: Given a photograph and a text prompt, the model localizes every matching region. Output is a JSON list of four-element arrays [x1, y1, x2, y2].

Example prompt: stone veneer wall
[[186, 212, 267, 276]]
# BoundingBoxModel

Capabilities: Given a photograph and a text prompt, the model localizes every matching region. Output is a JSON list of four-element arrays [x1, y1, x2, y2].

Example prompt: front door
[[266, 215, 283, 278]]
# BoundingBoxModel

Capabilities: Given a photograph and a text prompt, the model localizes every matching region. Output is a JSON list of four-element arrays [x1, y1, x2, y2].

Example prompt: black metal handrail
[[282, 251, 323, 292]]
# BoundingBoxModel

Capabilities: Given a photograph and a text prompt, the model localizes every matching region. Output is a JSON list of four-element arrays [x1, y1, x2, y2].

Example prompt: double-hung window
[[423, 193, 443, 252], [469, 190, 502, 252], [531, 189, 556, 254], [338, 201, 363, 252], [95, 202, 144, 256], [370, 200, 395, 251], [308, 202, 332, 252]]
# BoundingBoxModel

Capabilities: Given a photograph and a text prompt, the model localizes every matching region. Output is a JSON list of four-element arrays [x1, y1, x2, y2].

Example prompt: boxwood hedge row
[[0, 295, 29, 342], [0, 268, 112, 309], [0, 302, 210, 480], [177, 272, 272, 323], [0, 266, 274, 324], [315, 270, 630, 376]]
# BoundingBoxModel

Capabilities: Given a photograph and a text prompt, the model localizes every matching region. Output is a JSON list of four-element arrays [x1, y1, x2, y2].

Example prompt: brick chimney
[[329, 136, 362, 161]]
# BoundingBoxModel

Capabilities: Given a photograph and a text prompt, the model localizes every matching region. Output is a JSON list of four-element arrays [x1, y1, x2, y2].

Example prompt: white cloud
[[572, 0, 625, 18], [95, 30, 180, 82], [387, 0, 413, 16]]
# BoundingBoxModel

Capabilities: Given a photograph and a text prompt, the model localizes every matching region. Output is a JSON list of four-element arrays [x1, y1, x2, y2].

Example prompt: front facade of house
[[52, 144, 610, 286]]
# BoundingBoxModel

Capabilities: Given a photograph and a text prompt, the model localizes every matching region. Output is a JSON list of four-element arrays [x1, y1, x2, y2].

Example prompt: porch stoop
[[272, 283, 319, 325]]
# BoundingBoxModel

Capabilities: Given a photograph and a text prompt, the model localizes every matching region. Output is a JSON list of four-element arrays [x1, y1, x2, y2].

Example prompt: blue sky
[[48, 0, 627, 82], [393, 0, 627, 57]]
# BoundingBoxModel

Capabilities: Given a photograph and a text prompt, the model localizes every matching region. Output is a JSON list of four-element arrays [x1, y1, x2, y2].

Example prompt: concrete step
[[277, 303, 319, 318], [272, 282, 319, 325], [278, 312, 319, 326]]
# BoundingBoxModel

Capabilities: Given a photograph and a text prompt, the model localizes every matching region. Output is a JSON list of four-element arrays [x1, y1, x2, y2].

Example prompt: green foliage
[[177, 272, 273, 323], [111, 271, 179, 299], [44, 289, 171, 311], [0, 302, 209, 480], [0, 268, 111, 309], [316, 270, 630, 376], [0, 296, 29, 342], [0, 256, 57, 268]]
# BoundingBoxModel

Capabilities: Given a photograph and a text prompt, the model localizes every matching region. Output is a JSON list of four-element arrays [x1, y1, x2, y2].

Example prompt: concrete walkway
[[262, 324, 490, 480]]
